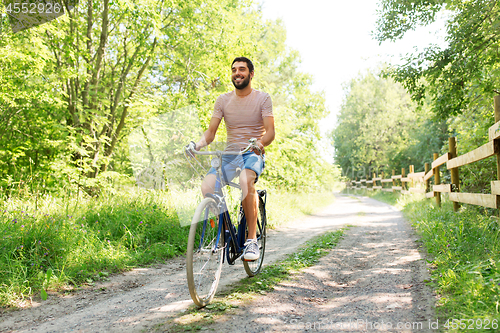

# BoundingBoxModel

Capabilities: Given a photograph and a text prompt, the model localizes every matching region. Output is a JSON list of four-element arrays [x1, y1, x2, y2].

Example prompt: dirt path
[[197, 195, 437, 332], [0, 194, 436, 332]]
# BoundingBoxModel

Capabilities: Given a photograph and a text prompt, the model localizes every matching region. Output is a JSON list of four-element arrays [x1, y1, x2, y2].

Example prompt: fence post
[[433, 153, 441, 207], [412, 165, 416, 189], [494, 96, 500, 217], [425, 163, 430, 194], [495, 96, 500, 180], [410, 165, 414, 190], [449, 137, 460, 211], [392, 170, 396, 192], [401, 167, 406, 193]]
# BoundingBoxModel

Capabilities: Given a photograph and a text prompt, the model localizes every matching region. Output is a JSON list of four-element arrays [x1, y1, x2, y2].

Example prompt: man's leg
[[240, 169, 260, 261], [240, 169, 258, 238], [202, 155, 239, 197], [201, 174, 217, 197]]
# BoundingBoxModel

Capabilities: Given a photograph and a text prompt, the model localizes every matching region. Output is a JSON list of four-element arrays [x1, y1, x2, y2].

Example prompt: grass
[[265, 189, 336, 228], [357, 190, 500, 330], [404, 199, 500, 327], [0, 187, 335, 308], [165, 228, 346, 332], [0, 189, 187, 308]]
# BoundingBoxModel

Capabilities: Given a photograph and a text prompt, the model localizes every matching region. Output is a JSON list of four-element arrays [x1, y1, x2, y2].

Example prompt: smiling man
[[194, 57, 275, 261]]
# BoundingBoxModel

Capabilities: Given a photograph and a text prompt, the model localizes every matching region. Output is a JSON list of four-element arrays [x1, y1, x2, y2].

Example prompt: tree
[[1, 0, 260, 192], [331, 69, 446, 178], [42, 0, 228, 180], [0, 24, 65, 191], [375, 0, 500, 119]]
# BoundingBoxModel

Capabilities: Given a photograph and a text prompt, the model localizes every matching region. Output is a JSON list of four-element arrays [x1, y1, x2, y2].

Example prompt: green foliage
[[0, 190, 188, 307], [374, 0, 500, 196], [376, 0, 500, 119], [0, 28, 65, 192], [40, 268, 53, 301], [366, 190, 401, 207], [265, 190, 336, 228], [331, 69, 447, 178], [257, 40, 334, 191], [0, 0, 336, 195], [404, 198, 500, 322], [375, 0, 446, 42], [447, 104, 496, 194]]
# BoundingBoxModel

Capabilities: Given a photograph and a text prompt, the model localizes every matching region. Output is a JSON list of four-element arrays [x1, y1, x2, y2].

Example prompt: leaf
[[41, 289, 48, 301]]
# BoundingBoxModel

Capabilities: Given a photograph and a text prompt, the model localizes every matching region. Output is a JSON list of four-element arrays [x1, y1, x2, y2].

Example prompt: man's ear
[[250, 71, 254, 79]]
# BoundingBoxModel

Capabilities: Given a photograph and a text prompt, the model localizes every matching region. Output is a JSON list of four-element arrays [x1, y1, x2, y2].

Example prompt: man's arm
[[256, 116, 275, 155], [195, 117, 221, 151]]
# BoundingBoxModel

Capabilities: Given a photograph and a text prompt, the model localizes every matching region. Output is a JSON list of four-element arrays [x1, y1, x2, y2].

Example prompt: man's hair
[[231, 57, 254, 72]]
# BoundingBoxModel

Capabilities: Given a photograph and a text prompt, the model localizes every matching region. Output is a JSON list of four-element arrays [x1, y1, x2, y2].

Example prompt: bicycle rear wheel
[[186, 197, 223, 307], [243, 195, 267, 277]]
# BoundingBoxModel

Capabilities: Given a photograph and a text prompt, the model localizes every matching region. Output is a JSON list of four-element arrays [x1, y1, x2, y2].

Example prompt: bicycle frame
[[206, 161, 247, 265], [185, 139, 264, 265]]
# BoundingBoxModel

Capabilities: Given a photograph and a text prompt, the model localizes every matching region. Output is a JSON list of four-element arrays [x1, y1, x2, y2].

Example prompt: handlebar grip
[[185, 141, 196, 156]]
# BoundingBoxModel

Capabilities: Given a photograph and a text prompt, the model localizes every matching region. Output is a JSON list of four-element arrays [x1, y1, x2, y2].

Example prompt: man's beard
[[232, 75, 251, 90]]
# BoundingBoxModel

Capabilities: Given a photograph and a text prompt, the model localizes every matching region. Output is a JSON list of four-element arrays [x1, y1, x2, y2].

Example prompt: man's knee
[[201, 174, 216, 196], [240, 170, 257, 193]]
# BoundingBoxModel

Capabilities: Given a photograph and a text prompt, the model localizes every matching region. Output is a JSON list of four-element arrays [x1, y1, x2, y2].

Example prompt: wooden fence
[[346, 96, 500, 212]]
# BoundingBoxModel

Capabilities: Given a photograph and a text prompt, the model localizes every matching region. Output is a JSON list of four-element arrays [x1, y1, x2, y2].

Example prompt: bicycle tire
[[186, 197, 223, 307], [243, 195, 267, 276]]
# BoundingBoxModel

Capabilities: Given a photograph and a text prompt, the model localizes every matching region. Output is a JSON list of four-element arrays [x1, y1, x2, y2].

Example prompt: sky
[[259, 0, 448, 159]]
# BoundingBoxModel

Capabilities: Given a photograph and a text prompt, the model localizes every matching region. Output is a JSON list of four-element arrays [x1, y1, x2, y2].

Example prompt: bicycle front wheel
[[186, 197, 223, 307], [243, 195, 267, 277]]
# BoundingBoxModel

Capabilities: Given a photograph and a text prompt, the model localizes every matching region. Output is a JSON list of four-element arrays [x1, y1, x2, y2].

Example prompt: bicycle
[[184, 139, 268, 307]]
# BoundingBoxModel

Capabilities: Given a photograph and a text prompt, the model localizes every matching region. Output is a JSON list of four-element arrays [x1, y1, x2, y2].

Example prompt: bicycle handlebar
[[185, 138, 261, 157]]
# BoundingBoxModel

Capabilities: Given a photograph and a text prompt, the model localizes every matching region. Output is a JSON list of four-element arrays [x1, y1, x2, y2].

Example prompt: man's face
[[231, 61, 253, 90]]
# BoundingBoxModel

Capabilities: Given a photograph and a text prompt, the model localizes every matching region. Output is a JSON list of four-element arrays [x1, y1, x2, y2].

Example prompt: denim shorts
[[207, 152, 265, 183]]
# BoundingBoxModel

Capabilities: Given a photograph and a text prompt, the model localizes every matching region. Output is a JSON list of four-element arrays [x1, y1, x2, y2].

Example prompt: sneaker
[[242, 239, 259, 261]]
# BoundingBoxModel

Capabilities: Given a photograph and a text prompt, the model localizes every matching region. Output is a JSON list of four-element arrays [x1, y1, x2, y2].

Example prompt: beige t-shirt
[[212, 89, 273, 149]]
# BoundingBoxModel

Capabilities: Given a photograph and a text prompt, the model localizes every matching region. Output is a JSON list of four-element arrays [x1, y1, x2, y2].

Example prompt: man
[[194, 57, 275, 261]]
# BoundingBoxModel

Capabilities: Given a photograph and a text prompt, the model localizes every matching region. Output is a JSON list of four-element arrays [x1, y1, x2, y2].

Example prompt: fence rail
[[345, 96, 500, 212]]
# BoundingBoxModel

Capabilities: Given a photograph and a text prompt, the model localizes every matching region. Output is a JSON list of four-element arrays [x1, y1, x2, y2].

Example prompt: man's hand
[[185, 141, 197, 157], [252, 116, 274, 156], [252, 141, 265, 155]]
